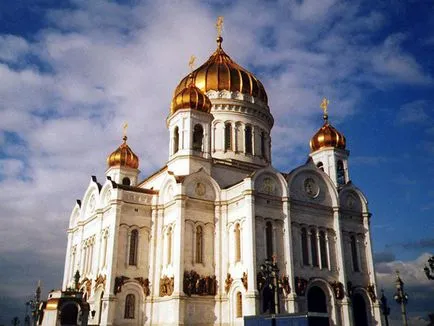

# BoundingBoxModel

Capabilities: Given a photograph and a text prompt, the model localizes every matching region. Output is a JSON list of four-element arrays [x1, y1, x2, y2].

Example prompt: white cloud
[[0, 35, 29, 63]]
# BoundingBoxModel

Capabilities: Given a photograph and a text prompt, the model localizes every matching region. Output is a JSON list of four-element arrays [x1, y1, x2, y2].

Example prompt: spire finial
[[216, 16, 224, 48], [320, 97, 329, 121], [123, 122, 128, 142]]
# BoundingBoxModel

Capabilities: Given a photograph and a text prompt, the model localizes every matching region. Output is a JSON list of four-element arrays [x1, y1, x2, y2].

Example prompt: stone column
[[282, 197, 297, 312], [243, 180, 259, 315], [333, 207, 353, 326], [62, 232, 73, 290]]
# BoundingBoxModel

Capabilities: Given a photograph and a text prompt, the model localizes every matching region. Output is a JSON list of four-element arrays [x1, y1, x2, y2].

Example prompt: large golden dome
[[310, 119, 346, 152], [170, 75, 212, 114], [174, 37, 268, 105], [107, 136, 139, 169]]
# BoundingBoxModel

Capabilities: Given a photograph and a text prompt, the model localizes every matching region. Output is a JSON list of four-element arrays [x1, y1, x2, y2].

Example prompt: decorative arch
[[352, 288, 372, 326], [158, 173, 178, 205], [59, 302, 81, 326], [116, 282, 144, 324], [339, 184, 369, 214], [251, 166, 289, 198], [183, 169, 221, 201], [305, 278, 337, 323]]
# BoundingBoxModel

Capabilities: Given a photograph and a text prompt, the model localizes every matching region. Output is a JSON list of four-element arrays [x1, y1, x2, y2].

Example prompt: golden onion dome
[[174, 37, 268, 105], [170, 75, 212, 114], [107, 136, 139, 169], [310, 115, 346, 152]]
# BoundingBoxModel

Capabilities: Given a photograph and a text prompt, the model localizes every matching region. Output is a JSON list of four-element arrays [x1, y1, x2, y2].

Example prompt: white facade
[[62, 43, 382, 326]]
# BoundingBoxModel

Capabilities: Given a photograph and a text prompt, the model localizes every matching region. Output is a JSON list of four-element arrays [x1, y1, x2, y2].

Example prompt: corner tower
[[309, 98, 349, 187], [173, 17, 274, 167]]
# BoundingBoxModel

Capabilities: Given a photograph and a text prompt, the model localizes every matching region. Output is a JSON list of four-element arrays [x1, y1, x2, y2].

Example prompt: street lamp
[[259, 256, 280, 315], [423, 256, 434, 280], [393, 271, 409, 326], [26, 281, 42, 326], [379, 289, 390, 326]]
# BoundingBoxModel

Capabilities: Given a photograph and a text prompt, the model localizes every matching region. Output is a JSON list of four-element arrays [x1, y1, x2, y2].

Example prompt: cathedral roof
[[310, 99, 346, 152], [173, 37, 268, 105], [107, 136, 139, 169]]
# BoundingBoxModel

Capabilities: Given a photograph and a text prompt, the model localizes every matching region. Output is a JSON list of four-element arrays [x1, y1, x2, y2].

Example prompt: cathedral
[[60, 22, 382, 326]]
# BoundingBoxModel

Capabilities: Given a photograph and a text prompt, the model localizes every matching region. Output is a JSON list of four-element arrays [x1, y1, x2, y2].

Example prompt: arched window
[[351, 235, 359, 272], [310, 230, 319, 267], [236, 292, 243, 317], [245, 126, 252, 154], [235, 224, 241, 262], [124, 294, 135, 319], [301, 228, 309, 266], [337, 160, 345, 185], [173, 126, 179, 154], [265, 221, 273, 260], [193, 124, 204, 152], [122, 177, 131, 186], [260, 131, 266, 158], [225, 123, 232, 151], [129, 230, 138, 266], [317, 162, 324, 171], [319, 230, 328, 269], [195, 226, 203, 264], [167, 227, 172, 265]]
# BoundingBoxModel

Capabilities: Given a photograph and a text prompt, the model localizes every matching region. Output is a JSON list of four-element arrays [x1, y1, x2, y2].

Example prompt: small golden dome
[[170, 75, 212, 114], [107, 136, 139, 169], [174, 37, 268, 105], [310, 118, 346, 152]]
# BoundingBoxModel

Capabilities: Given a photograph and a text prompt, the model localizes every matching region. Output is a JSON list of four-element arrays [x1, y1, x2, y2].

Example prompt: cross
[[123, 122, 128, 139], [216, 16, 224, 38], [320, 97, 329, 115], [188, 55, 196, 72]]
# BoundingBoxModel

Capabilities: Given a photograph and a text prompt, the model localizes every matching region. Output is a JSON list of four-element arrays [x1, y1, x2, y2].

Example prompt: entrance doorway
[[60, 303, 78, 325], [307, 286, 329, 326]]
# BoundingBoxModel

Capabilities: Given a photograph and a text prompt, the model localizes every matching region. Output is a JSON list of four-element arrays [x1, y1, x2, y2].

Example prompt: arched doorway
[[307, 286, 329, 326], [60, 303, 78, 325], [353, 293, 368, 326]]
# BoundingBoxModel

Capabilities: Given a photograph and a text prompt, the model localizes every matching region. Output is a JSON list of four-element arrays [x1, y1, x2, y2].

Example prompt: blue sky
[[0, 0, 433, 324]]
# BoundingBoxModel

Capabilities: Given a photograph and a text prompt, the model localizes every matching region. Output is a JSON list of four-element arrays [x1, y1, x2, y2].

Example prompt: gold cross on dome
[[216, 16, 224, 38], [123, 122, 128, 139], [320, 97, 329, 115], [188, 55, 196, 72]]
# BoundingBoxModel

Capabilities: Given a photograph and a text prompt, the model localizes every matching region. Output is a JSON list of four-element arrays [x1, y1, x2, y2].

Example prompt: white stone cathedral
[[61, 30, 383, 326]]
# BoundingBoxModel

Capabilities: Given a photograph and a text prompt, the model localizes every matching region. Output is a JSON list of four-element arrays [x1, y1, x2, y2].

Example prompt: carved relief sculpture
[[225, 273, 233, 294], [159, 276, 174, 297], [183, 270, 217, 296], [294, 277, 308, 296], [94, 274, 106, 290], [367, 284, 377, 302], [330, 281, 345, 300], [114, 276, 130, 295], [242, 272, 248, 290], [135, 277, 151, 296], [280, 276, 291, 295]]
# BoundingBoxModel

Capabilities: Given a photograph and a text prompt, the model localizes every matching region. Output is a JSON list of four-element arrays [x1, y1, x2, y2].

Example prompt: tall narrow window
[[260, 131, 266, 157], [102, 235, 108, 268], [195, 226, 203, 263], [193, 124, 204, 151], [129, 230, 138, 266], [351, 235, 359, 272], [319, 231, 328, 269], [301, 228, 309, 266], [236, 292, 243, 317], [245, 126, 252, 154], [235, 224, 241, 262], [173, 126, 179, 154], [337, 160, 345, 185], [310, 230, 319, 267], [225, 123, 232, 151], [167, 227, 172, 265], [317, 162, 324, 171], [124, 294, 135, 319], [265, 222, 273, 260]]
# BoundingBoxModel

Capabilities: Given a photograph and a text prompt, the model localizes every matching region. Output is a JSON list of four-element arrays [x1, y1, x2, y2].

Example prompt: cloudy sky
[[0, 0, 433, 324]]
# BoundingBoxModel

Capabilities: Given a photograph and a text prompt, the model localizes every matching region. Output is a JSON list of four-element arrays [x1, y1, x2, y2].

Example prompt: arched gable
[[99, 178, 115, 208], [183, 169, 221, 201], [251, 166, 288, 197], [80, 179, 101, 221], [69, 203, 81, 228], [286, 163, 338, 207], [158, 173, 178, 205], [339, 183, 369, 214]]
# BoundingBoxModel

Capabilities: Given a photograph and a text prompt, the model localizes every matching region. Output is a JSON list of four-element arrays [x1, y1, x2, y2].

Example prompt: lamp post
[[27, 281, 42, 326], [393, 271, 409, 326], [380, 289, 390, 326], [424, 256, 434, 280], [259, 256, 280, 315]]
